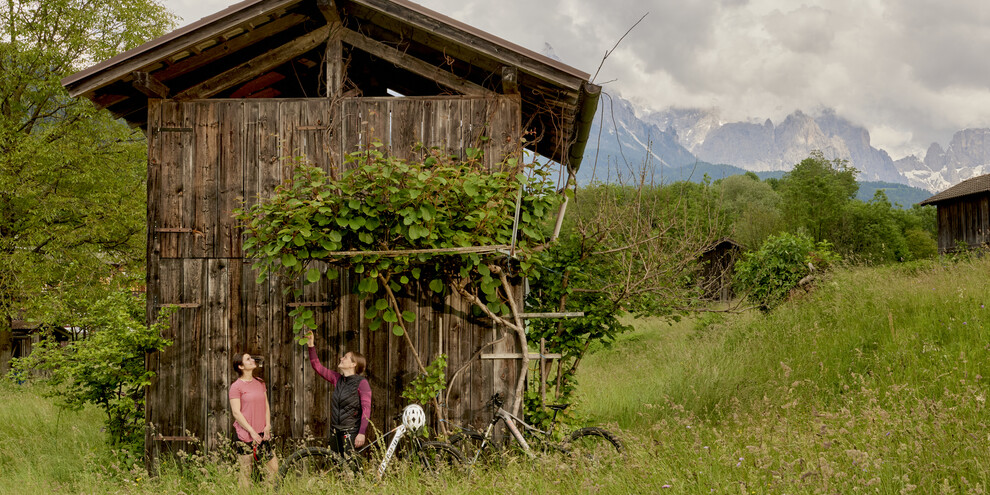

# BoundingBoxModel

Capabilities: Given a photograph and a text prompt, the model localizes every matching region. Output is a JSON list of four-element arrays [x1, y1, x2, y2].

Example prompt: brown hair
[[350, 351, 367, 375], [233, 352, 264, 378]]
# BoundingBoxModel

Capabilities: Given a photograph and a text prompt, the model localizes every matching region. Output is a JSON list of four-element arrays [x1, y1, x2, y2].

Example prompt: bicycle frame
[[344, 422, 434, 479], [476, 404, 563, 460]]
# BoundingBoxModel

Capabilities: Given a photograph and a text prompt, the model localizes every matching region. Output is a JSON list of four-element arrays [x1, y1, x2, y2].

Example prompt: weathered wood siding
[[936, 195, 990, 253], [146, 95, 521, 458]]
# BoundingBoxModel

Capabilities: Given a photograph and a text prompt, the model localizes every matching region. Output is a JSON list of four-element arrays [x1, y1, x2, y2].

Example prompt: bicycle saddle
[[546, 403, 570, 411]]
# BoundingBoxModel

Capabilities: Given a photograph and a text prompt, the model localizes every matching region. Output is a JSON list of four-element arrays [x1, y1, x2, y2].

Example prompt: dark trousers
[[330, 427, 358, 453]]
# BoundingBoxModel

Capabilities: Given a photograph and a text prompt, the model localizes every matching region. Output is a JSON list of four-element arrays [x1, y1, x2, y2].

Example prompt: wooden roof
[[702, 237, 744, 254], [61, 0, 600, 169], [919, 173, 990, 205]]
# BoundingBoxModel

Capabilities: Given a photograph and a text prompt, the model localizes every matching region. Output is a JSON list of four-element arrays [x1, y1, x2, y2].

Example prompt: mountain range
[[579, 93, 990, 195]]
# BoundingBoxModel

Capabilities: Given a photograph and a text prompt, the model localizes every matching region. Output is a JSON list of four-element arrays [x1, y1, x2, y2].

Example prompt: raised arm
[[306, 331, 340, 385]]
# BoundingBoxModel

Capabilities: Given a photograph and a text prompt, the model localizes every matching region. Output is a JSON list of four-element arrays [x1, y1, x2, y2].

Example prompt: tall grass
[[578, 257, 990, 492], [3, 257, 989, 493]]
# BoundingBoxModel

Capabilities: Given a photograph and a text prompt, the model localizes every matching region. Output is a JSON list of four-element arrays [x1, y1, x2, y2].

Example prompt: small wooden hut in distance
[[919, 174, 990, 254], [62, 0, 599, 460], [699, 238, 743, 302]]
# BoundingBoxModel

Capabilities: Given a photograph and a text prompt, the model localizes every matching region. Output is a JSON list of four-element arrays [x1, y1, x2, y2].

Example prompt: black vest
[[330, 374, 366, 432]]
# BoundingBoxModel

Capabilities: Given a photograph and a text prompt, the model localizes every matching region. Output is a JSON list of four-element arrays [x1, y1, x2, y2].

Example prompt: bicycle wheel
[[276, 447, 349, 490], [561, 427, 623, 462], [417, 441, 468, 475], [448, 430, 502, 465]]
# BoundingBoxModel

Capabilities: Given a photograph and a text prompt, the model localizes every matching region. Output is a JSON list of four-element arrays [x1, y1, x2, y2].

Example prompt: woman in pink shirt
[[229, 352, 278, 487]]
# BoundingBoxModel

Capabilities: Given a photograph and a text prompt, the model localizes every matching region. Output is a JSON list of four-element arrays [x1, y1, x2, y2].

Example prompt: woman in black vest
[[306, 332, 372, 452]]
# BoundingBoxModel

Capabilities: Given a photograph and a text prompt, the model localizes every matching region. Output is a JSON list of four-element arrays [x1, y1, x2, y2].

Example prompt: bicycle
[[447, 393, 622, 465], [277, 404, 467, 489]]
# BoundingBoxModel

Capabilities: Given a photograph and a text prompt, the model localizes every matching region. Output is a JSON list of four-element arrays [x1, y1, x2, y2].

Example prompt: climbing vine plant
[[235, 144, 558, 402]]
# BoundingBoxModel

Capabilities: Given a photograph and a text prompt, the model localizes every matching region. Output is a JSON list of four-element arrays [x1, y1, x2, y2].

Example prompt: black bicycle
[[447, 393, 622, 465], [277, 405, 466, 489]]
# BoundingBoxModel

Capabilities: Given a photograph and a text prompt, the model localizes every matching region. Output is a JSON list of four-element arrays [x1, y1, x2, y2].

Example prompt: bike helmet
[[402, 404, 426, 431]]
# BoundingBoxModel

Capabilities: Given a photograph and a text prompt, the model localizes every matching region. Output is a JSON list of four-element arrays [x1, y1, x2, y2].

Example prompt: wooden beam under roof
[[340, 28, 490, 97], [131, 71, 170, 98], [152, 13, 307, 83], [316, 0, 342, 23], [347, 0, 588, 89], [63, 0, 305, 97], [174, 24, 331, 100]]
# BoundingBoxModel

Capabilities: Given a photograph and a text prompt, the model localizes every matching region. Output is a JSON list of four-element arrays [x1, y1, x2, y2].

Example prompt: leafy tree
[[9, 290, 174, 449], [0, 0, 176, 369], [778, 151, 859, 242], [903, 228, 937, 259], [525, 179, 725, 417], [834, 191, 910, 263], [719, 173, 784, 248]]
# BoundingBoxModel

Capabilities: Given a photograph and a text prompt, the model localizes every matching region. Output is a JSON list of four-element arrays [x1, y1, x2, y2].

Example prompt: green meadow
[[2, 257, 989, 494]]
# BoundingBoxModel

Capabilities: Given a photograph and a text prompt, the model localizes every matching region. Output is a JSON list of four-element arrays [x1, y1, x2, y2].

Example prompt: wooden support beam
[[317, 0, 342, 23], [154, 14, 307, 83], [174, 24, 331, 100], [517, 312, 584, 319], [325, 23, 344, 98], [91, 93, 128, 110], [65, 0, 304, 97], [347, 0, 588, 88], [481, 353, 562, 360], [501, 66, 518, 95], [340, 28, 490, 96], [131, 71, 170, 98]]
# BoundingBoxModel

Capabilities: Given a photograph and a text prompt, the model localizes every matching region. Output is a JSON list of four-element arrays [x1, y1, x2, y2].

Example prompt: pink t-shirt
[[229, 377, 268, 442]]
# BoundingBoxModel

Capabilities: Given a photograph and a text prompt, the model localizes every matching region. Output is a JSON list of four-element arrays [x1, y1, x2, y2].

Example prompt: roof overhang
[[62, 0, 599, 169]]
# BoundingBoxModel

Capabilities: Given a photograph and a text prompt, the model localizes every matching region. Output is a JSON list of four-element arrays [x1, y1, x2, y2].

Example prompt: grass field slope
[[2, 257, 988, 493]]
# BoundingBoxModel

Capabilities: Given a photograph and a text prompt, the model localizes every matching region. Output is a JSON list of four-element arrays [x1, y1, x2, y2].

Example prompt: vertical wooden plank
[[155, 259, 183, 445], [218, 101, 244, 258], [366, 100, 391, 152], [311, 263, 334, 440], [258, 101, 281, 198], [445, 289, 464, 425], [340, 98, 362, 162], [190, 101, 218, 258], [468, 299, 485, 428], [206, 259, 232, 451], [158, 102, 191, 258], [390, 99, 419, 161], [145, 100, 164, 464], [182, 259, 206, 447], [268, 272, 293, 445], [370, 296, 390, 435]]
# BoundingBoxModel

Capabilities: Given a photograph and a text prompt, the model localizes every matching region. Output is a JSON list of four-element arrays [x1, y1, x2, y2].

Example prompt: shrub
[[9, 290, 174, 450], [734, 232, 839, 310]]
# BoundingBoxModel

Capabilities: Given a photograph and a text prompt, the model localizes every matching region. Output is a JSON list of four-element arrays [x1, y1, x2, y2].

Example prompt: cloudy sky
[[166, 0, 990, 158]]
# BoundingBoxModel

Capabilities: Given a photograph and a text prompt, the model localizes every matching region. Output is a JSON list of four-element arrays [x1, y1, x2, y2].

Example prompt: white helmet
[[402, 404, 427, 431]]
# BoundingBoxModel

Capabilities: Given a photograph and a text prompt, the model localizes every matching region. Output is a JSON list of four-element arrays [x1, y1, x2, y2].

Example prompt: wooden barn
[[919, 174, 990, 254], [61, 0, 599, 460], [698, 238, 743, 302]]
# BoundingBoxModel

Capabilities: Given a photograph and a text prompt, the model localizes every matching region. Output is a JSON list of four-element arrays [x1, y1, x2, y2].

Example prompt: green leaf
[[281, 253, 297, 268], [402, 310, 416, 323], [306, 268, 321, 283], [375, 298, 388, 311], [392, 325, 404, 336], [383, 309, 398, 323], [429, 279, 444, 293]]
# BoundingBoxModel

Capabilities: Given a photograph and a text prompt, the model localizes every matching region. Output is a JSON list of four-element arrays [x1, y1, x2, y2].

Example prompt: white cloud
[[163, 0, 990, 159]]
